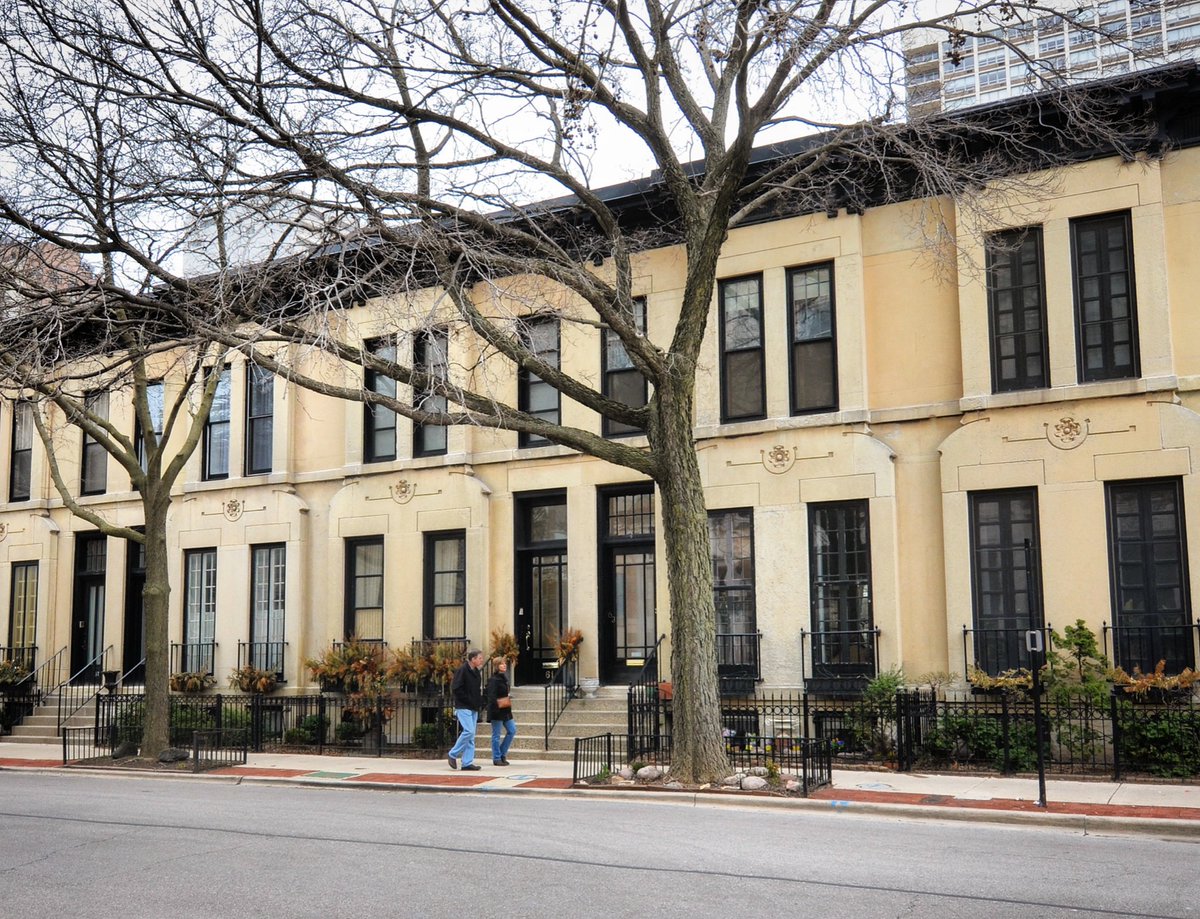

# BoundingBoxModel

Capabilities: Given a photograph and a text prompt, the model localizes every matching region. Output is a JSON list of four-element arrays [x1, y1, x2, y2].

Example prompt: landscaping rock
[[665, 780, 683, 789], [636, 764, 663, 782], [158, 747, 190, 763], [112, 741, 138, 760], [741, 775, 769, 791], [720, 773, 745, 787], [748, 766, 769, 777], [785, 779, 801, 793], [617, 766, 634, 780]]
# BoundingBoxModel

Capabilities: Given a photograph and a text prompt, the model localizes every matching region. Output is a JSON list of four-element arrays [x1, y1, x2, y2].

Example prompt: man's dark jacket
[[451, 660, 483, 710]]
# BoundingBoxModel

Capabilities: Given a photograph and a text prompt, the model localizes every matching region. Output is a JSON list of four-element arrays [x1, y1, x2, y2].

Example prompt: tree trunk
[[140, 495, 171, 757], [652, 385, 729, 784]]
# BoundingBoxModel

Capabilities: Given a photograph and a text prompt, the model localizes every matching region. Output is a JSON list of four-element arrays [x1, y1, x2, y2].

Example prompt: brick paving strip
[[808, 787, 1200, 820], [348, 773, 491, 786], [0, 758, 62, 768]]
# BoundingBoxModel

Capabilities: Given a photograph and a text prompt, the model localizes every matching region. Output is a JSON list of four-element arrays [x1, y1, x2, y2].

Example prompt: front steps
[[2, 693, 98, 744], [475, 684, 629, 762]]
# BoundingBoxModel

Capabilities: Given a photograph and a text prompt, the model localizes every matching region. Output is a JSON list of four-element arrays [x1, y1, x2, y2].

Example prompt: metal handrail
[[170, 641, 218, 675], [237, 640, 289, 681], [800, 626, 881, 683], [15, 645, 68, 699], [543, 657, 575, 750], [57, 645, 113, 734], [120, 657, 146, 687], [626, 634, 668, 760]]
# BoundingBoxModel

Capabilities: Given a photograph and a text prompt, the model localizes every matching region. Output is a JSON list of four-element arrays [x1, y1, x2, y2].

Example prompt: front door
[[71, 533, 107, 681], [514, 493, 567, 684], [122, 533, 146, 683], [599, 487, 656, 683]]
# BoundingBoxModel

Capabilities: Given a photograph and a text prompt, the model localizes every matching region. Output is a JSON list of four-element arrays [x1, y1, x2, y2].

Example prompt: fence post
[[1110, 692, 1122, 781], [318, 694, 326, 754], [606, 732, 613, 776], [1001, 694, 1012, 774], [250, 693, 261, 752]]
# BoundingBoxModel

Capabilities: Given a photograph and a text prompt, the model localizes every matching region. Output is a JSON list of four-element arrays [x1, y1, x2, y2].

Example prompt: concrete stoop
[[2, 695, 96, 745], [475, 685, 630, 762]]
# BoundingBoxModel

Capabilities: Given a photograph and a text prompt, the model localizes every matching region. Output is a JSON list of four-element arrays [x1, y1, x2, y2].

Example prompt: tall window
[[345, 537, 384, 640], [80, 392, 108, 495], [1107, 479, 1192, 673], [414, 327, 449, 457], [969, 489, 1042, 674], [363, 339, 397, 463], [986, 229, 1048, 392], [424, 531, 466, 639], [202, 368, 231, 480], [788, 264, 837, 413], [183, 548, 217, 673], [134, 382, 164, 472], [602, 298, 648, 436], [245, 365, 273, 475], [1073, 212, 1138, 382], [719, 275, 765, 422], [808, 501, 874, 677], [518, 319, 560, 447], [9, 401, 32, 501], [250, 543, 286, 676], [8, 561, 37, 667], [709, 509, 755, 635]]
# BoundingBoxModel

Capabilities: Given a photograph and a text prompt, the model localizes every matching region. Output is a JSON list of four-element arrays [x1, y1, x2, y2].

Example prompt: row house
[[2, 72, 1200, 701]]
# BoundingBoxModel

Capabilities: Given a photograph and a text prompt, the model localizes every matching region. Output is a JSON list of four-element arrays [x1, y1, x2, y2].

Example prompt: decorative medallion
[[1046, 415, 1089, 451], [0, 522, 7, 543], [222, 498, 245, 522], [762, 445, 797, 476], [390, 479, 416, 504]]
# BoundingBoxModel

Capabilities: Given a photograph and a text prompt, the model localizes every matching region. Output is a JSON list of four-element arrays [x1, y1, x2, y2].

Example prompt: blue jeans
[[448, 708, 478, 766], [491, 717, 517, 761]]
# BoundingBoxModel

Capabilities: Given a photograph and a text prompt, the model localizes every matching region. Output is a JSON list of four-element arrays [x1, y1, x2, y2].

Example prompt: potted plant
[[554, 627, 583, 692], [169, 670, 215, 693], [0, 659, 30, 692], [228, 664, 279, 695]]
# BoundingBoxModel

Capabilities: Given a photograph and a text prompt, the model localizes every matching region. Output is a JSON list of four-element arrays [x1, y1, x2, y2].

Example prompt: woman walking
[[486, 657, 517, 766]]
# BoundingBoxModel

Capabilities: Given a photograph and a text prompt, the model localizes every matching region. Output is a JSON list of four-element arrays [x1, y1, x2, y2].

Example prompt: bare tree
[[0, 0, 1167, 779]]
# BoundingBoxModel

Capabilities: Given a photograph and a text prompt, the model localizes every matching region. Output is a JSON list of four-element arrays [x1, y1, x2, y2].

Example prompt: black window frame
[[363, 338, 398, 463], [202, 367, 231, 481], [182, 547, 217, 673], [134, 381, 164, 472], [601, 298, 648, 437], [787, 262, 838, 414], [1072, 211, 1139, 383], [807, 499, 875, 678], [986, 228, 1049, 393], [423, 530, 466, 640], [517, 318, 561, 448], [1106, 478, 1193, 673], [967, 488, 1044, 674], [344, 536, 385, 641], [245, 364, 274, 476], [9, 400, 32, 502], [413, 326, 449, 457], [718, 274, 766, 423], [249, 542, 286, 676], [80, 391, 109, 496], [708, 507, 756, 635]]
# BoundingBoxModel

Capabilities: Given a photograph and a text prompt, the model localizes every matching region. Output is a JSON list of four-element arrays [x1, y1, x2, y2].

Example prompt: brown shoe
[[462, 763, 482, 771], [447, 755, 457, 770]]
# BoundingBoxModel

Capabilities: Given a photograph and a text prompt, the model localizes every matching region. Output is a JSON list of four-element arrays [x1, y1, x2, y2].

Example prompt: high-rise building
[[905, 0, 1200, 114]]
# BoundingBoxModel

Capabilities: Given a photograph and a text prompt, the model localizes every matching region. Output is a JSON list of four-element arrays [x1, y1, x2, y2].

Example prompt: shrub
[[1116, 701, 1200, 778], [284, 714, 329, 746]]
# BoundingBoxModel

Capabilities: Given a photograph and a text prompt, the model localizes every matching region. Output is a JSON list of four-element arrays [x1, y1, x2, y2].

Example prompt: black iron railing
[[572, 730, 833, 795], [1103, 620, 1200, 675], [962, 624, 1054, 679], [237, 641, 288, 681], [800, 626, 880, 696], [544, 658, 576, 750], [57, 645, 112, 734], [171, 641, 217, 675], [191, 729, 249, 772], [62, 725, 107, 763], [8, 647, 69, 733], [411, 638, 468, 660], [626, 634, 668, 760], [716, 631, 761, 695], [0, 644, 37, 672]]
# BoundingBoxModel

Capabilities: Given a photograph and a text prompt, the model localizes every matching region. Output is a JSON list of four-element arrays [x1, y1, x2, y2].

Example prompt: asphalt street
[[2, 772, 1197, 918]]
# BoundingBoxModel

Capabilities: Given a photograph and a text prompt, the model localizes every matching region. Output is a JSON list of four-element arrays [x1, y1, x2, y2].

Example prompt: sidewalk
[[3, 741, 1198, 835]]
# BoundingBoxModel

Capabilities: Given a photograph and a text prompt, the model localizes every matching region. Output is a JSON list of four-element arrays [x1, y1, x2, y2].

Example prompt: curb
[[4, 762, 1199, 838]]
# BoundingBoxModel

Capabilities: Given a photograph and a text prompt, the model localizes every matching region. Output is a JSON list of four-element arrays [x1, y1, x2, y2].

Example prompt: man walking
[[448, 649, 485, 771]]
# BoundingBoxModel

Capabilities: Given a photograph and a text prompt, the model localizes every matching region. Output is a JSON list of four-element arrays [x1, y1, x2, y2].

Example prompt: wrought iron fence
[[0, 687, 39, 735], [573, 731, 832, 794], [192, 729, 249, 771], [800, 627, 880, 696], [0, 644, 37, 671], [1103, 620, 1200, 675], [544, 659, 575, 749], [627, 634, 667, 760], [237, 641, 287, 681], [962, 624, 1054, 678], [57, 645, 112, 733], [716, 631, 761, 695], [62, 725, 107, 763], [171, 641, 217, 675]]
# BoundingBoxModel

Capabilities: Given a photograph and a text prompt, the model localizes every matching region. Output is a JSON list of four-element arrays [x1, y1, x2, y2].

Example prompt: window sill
[[960, 374, 1178, 413]]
